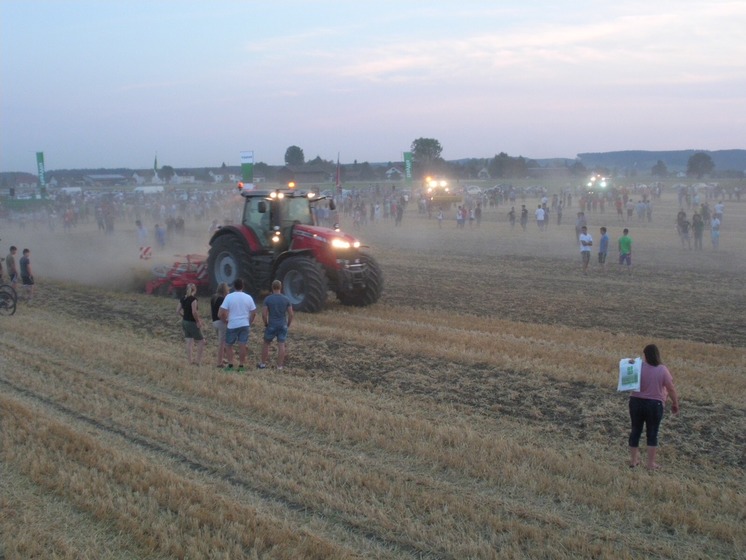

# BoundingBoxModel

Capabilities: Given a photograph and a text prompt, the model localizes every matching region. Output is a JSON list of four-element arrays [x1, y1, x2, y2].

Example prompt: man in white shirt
[[218, 277, 257, 370], [535, 205, 545, 231], [579, 225, 593, 274]]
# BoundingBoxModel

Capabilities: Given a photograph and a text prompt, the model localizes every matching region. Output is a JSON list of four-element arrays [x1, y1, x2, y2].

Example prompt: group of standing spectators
[[675, 200, 724, 250], [177, 278, 294, 370], [0, 245, 34, 302], [578, 226, 633, 275]]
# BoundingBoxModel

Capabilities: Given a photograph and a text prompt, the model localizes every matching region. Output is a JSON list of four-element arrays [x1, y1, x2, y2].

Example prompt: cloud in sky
[[1, 1, 745, 173]]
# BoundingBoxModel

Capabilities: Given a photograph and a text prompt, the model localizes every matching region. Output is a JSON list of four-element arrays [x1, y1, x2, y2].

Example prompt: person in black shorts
[[19, 248, 34, 302]]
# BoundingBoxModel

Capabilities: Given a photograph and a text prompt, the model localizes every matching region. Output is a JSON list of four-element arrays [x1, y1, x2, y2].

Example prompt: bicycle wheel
[[0, 290, 16, 316], [0, 284, 17, 302]]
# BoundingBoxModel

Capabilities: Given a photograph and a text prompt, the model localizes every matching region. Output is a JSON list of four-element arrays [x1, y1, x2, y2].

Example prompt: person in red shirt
[[628, 344, 680, 470]]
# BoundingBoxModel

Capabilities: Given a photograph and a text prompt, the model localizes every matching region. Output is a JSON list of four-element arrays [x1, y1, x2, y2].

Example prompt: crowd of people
[[675, 200, 724, 251]]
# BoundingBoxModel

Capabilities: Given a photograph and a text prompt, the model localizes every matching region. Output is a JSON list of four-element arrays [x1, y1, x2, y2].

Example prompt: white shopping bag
[[617, 357, 642, 391]]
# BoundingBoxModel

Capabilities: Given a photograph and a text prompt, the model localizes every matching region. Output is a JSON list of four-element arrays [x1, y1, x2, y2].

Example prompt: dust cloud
[[1, 187, 743, 295]]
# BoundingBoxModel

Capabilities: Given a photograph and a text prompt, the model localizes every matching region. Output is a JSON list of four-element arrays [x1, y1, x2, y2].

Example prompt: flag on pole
[[403, 151, 413, 183], [335, 153, 342, 194], [36, 151, 47, 198], [36, 152, 46, 188]]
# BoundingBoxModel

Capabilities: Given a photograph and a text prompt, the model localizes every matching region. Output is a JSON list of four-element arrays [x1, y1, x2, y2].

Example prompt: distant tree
[[254, 162, 272, 181], [687, 152, 714, 179], [221, 162, 227, 168], [411, 138, 443, 165], [160, 165, 175, 183], [488, 152, 535, 178], [359, 162, 376, 180], [651, 160, 668, 177], [285, 146, 305, 166], [308, 155, 328, 166], [569, 160, 587, 177]]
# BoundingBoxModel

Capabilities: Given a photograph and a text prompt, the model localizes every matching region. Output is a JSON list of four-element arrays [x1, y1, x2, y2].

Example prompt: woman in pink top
[[628, 344, 680, 470]]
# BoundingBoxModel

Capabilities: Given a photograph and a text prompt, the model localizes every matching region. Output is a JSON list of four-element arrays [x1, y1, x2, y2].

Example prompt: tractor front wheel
[[276, 256, 328, 313], [336, 253, 383, 307]]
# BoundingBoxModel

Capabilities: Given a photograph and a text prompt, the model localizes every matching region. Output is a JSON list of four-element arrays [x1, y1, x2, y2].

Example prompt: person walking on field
[[210, 282, 230, 368], [177, 283, 205, 366], [19, 248, 34, 302], [710, 215, 721, 250], [618, 228, 633, 275], [218, 277, 257, 370], [579, 226, 593, 274], [535, 204, 545, 231], [598, 227, 609, 273], [258, 280, 294, 370], [628, 344, 680, 470]]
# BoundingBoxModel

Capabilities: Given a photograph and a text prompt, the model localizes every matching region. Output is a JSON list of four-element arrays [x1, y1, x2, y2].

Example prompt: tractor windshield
[[282, 197, 314, 228]]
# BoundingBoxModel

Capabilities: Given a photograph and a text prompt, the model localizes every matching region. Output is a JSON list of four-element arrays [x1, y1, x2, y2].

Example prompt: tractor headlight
[[331, 238, 360, 249], [331, 238, 351, 249]]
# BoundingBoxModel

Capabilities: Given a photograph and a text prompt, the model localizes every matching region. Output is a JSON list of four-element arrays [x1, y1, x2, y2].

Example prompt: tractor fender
[[209, 225, 262, 253], [272, 249, 317, 276]]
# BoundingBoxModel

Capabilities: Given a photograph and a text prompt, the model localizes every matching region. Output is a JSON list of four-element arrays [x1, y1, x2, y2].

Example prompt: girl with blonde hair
[[177, 283, 205, 365]]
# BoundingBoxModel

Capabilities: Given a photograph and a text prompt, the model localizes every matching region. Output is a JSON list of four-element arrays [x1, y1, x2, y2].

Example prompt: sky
[[1, 0, 745, 173]]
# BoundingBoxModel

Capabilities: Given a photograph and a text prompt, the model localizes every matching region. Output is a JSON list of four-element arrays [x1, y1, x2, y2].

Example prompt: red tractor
[[207, 184, 383, 312]]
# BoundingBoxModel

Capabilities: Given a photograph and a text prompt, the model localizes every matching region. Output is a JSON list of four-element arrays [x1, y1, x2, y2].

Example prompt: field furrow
[[1, 192, 744, 558]]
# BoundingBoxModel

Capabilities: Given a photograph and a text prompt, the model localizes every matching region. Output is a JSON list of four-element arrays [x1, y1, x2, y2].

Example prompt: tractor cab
[[238, 182, 335, 251]]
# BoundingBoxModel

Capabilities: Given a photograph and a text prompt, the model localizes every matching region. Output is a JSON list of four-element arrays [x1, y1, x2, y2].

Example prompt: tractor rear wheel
[[336, 253, 383, 307], [208, 234, 256, 295], [276, 256, 328, 313]]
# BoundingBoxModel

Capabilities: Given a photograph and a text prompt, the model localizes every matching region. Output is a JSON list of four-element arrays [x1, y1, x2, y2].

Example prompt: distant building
[[281, 164, 332, 184], [385, 167, 404, 180], [84, 174, 129, 187]]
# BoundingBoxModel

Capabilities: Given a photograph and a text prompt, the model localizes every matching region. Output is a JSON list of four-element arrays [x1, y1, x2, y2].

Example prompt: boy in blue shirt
[[598, 227, 610, 273], [258, 280, 294, 370]]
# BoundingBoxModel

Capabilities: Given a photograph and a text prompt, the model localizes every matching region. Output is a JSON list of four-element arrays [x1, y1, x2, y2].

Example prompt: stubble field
[[1, 190, 745, 559]]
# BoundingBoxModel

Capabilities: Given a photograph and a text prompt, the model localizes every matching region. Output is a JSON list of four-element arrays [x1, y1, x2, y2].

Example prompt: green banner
[[36, 151, 47, 197], [240, 151, 254, 183], [403, 151, 413, 182], [36, 152, 46, 187]]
